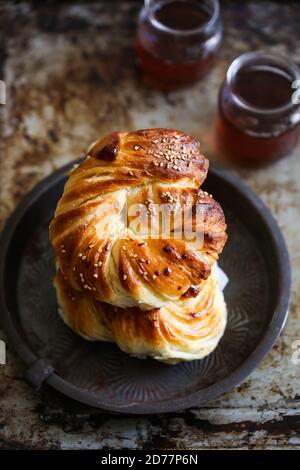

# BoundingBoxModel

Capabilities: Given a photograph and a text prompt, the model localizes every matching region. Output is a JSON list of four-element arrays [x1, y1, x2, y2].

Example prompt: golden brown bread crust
[[50, 128, 227, 310], [54, 265, 227, 363]]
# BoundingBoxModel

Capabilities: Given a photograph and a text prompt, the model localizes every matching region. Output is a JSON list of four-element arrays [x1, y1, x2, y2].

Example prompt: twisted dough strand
[[50, 129, 227, 311], [55, 263, 227, 364]]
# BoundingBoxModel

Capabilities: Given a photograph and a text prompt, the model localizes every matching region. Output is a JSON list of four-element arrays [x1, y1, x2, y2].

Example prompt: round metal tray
[[0, 162, 291, 414]]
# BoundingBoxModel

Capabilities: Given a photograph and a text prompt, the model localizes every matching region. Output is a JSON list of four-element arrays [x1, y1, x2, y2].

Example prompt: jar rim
[[226, 51, 300, 116], [145, 0, 220, 36]]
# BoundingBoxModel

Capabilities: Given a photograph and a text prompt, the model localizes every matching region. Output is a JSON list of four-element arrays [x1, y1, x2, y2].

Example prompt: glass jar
[[136, 0, 223, 90], [216, 52, 300, 168]]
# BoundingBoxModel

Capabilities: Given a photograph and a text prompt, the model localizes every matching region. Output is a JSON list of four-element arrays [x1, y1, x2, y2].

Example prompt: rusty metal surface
[[0, 0, 299, 449]]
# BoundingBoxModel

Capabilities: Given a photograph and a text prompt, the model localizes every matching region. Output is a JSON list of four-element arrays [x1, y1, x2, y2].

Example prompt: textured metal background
[[0, 0, 299, 449]]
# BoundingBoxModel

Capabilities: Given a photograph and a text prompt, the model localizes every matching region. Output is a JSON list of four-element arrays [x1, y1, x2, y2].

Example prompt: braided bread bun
[[50, 128, 228, 362], [50, 129, 227, 311]]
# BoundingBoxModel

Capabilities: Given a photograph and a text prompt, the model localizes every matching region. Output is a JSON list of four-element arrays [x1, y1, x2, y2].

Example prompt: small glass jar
[[216, 52, 300, 168], [136, 0, 223, 90]]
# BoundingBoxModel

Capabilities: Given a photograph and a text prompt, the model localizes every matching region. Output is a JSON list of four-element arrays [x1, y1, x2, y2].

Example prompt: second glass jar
[[216, 52, 300, 167]]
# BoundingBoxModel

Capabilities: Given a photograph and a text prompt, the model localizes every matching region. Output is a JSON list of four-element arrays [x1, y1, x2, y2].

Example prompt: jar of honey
[[216, 52, 300, 168], [136, 0, 223, 90]]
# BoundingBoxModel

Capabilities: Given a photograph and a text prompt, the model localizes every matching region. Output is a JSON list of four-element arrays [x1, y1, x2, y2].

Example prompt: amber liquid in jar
[[216, 54, 300, 168], [136, 0, 222, 90]]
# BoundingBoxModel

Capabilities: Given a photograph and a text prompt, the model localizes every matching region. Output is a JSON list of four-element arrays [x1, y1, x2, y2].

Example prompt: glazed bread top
[[50, 128, 227, 310]]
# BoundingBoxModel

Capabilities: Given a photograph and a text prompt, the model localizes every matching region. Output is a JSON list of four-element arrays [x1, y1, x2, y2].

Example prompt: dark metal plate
[[0, 162, 291, 414]]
